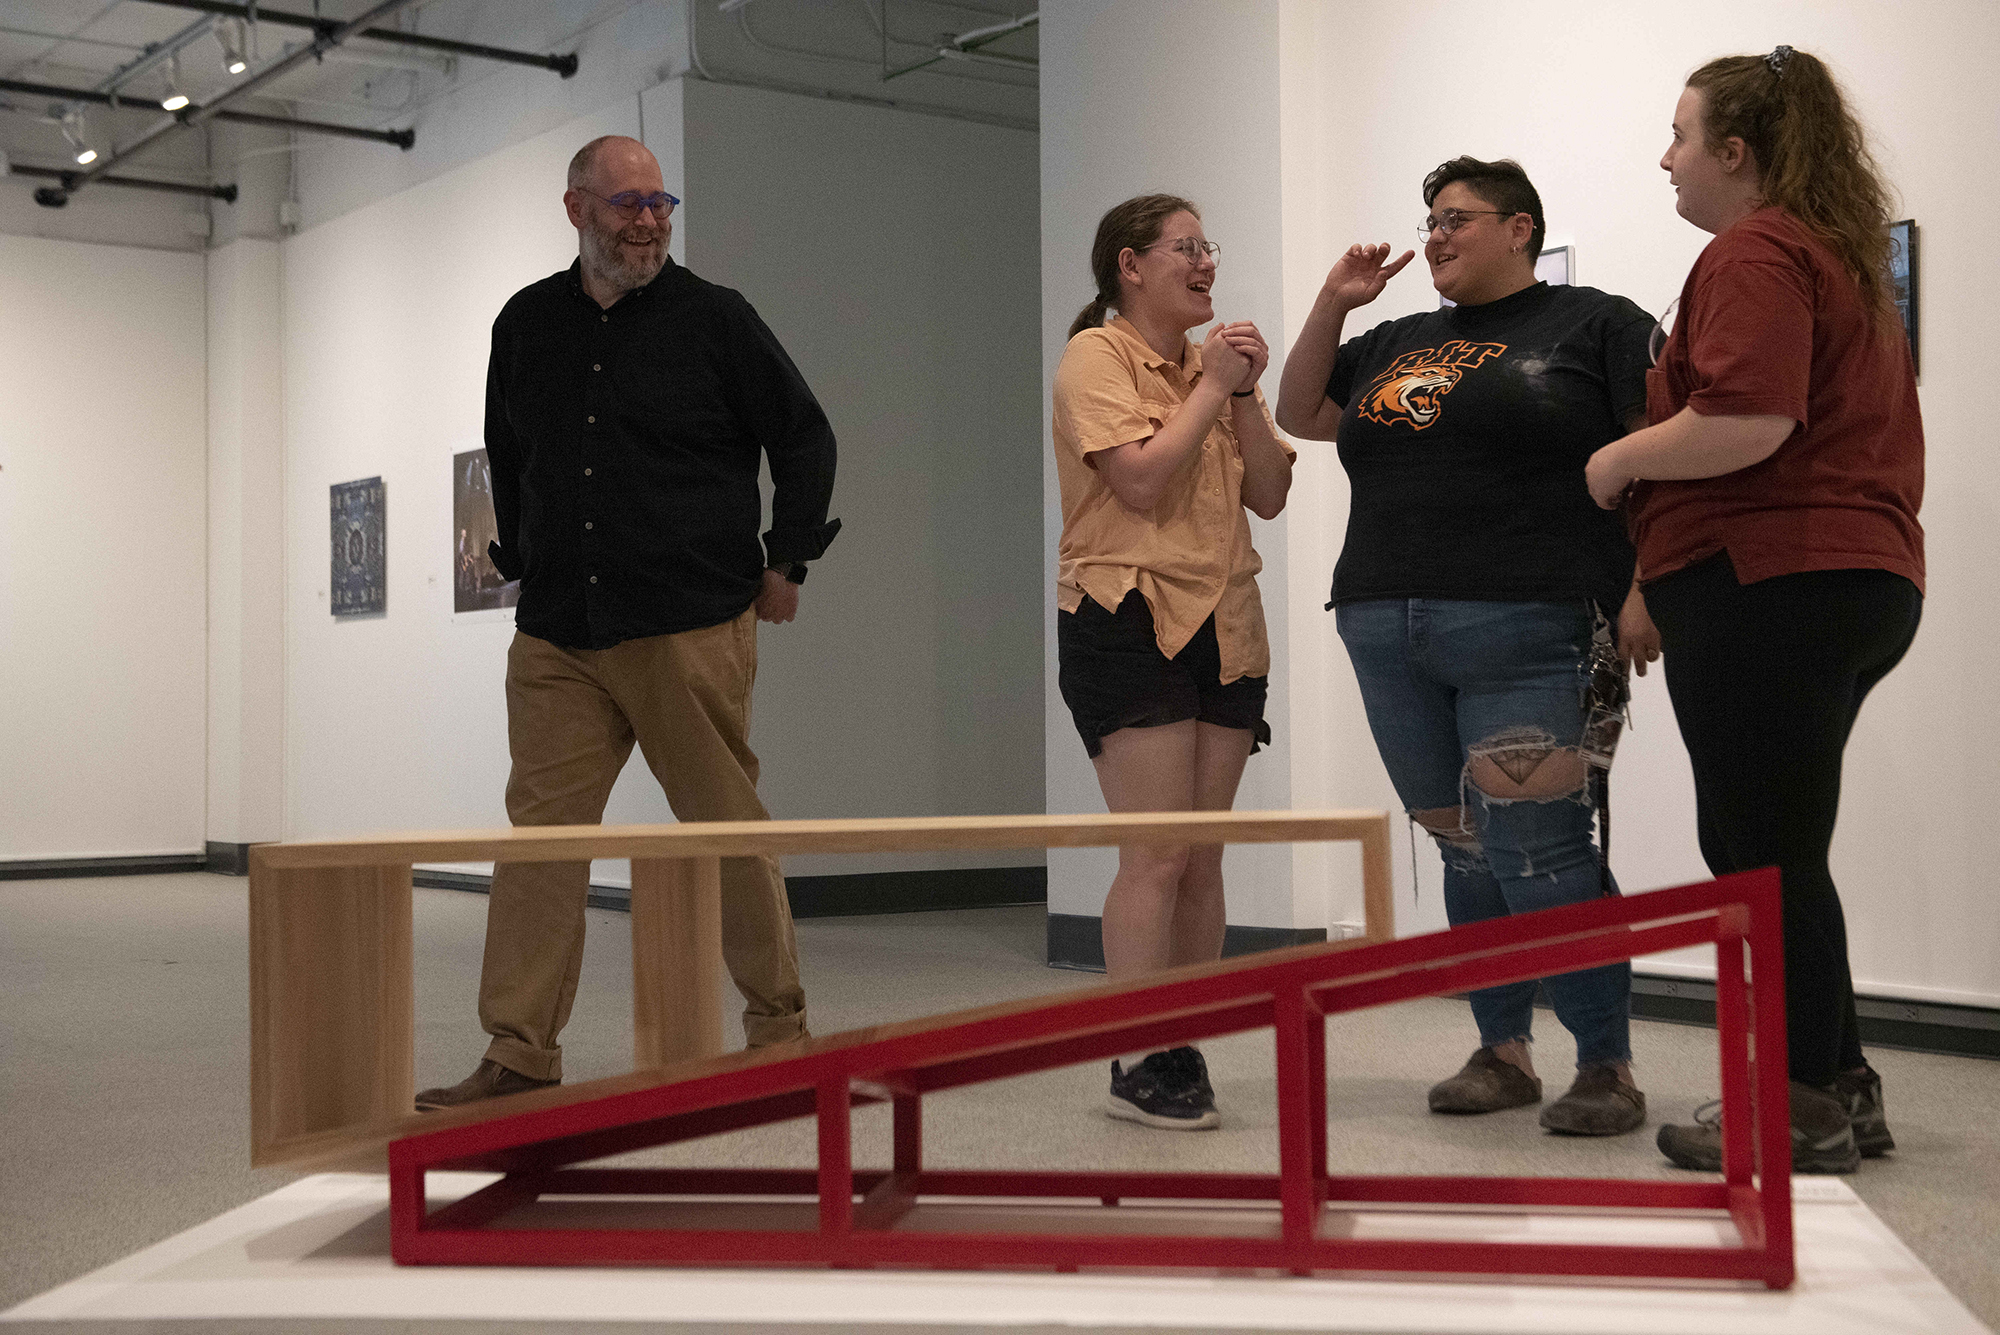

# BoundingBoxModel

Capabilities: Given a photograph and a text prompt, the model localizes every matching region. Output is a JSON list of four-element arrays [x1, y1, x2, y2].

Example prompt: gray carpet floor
[[2, 873, 1995, 1331]]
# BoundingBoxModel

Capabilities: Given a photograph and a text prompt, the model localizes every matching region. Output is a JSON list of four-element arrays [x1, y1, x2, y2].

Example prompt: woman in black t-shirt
[[1276, 157, 1657, 1142]]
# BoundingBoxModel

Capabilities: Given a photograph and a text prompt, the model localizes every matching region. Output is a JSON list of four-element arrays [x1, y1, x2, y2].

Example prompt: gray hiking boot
[[1656, 1080, 1860, 1174]]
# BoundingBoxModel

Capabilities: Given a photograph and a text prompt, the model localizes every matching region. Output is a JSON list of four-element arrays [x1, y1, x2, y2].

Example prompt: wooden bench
[[248, 809, 1395, 1170]]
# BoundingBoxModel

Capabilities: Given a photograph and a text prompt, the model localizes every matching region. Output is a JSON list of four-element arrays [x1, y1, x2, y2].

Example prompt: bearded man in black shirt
[[417, 134, 840, 1109]]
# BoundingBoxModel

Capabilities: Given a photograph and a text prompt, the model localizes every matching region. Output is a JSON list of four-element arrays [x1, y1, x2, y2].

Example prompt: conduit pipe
[[138, 0, 581, 77], [0, 75, 414, 148], [8, 160, 237, 201], [36, 0, 425, 207], [883, 8, 1036, 82]]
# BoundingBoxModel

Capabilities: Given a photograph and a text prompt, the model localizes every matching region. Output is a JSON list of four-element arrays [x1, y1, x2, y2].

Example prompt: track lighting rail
[[0, 75, 415, 149], [139, 0, 581, 78], [8, 160, 238, 202], [32, 0, 425, 207]]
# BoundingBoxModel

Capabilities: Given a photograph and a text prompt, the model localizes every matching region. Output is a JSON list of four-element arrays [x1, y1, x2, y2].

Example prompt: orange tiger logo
[[1355, 340, 1507, 431]]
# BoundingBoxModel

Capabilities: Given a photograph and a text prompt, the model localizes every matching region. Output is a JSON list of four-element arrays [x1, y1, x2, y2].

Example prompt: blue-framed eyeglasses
[[583, 189, 678, 220]]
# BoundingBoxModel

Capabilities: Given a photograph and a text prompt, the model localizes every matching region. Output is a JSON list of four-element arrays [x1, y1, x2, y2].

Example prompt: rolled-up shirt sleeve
[[714, 291, 841, 569]]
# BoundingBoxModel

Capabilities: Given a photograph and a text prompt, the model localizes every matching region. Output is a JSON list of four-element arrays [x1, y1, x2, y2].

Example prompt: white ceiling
[[0, 0, 1037, 194]]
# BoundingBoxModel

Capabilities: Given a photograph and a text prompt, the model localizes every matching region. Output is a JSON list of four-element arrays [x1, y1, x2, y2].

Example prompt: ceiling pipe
[[8, 159, 237, 202], [137, 0, 580, 78], [92, 15, 218, 100], [0, 75, 414, 148], [37, 0, 425, 206], [884, 8, 1036, 82]]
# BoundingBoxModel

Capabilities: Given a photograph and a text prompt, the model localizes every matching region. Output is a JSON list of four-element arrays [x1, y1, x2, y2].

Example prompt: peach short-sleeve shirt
[[1052, 315, 1293, 684]]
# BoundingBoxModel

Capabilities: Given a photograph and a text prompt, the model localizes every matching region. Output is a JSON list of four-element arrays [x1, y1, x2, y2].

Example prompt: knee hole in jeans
[[1411, 805, 1486, 870], [1465, 727, 1589, 802]]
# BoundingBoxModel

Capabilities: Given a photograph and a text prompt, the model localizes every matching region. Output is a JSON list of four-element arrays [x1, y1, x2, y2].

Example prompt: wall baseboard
[[1622, 974, 2000, 1062], [413, 864, 1048, 919], [1045, 912, 1326, 973], [0, 853, 206, 880], [203, 842, 256, 876]]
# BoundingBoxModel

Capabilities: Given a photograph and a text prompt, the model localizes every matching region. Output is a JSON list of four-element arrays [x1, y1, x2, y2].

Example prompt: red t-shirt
[[1630, 208, 1925, 592]]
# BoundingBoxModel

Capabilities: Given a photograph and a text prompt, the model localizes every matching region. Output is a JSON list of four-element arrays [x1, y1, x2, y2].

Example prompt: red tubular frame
[[388, 869, 1792, 1287]]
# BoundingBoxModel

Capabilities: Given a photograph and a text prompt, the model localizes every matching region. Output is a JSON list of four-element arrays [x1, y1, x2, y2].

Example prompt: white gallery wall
[[280, 99, 650, 864], [1040, 2, 1297, 932], [1274, 0, 1998, 1007], [1044, 0, 1998, 1005], [676, 77, 1044, 875], [278, 75, 1043, 881], [0, 234, 208, 859]]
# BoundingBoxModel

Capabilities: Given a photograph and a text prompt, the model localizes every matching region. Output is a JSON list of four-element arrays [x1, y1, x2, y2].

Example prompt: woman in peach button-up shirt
[[1053, 194, 1294, 1132]]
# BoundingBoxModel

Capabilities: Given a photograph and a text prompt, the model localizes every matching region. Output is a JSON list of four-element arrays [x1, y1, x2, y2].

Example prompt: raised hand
[[1322, 242, 1416, 311]]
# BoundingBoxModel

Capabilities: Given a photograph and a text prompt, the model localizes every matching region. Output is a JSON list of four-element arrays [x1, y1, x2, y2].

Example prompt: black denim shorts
[[1056, 589, 1271, 759]]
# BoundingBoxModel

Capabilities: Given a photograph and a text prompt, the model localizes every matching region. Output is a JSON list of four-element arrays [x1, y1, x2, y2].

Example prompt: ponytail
[[1067, 193, 1200, 342], [1688, 48, 1896, 324], [1068, 295, 1110, 341]]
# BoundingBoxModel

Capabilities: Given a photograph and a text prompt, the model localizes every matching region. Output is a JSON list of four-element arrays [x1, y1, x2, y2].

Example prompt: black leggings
[[1644, 553, 1921, 1087]]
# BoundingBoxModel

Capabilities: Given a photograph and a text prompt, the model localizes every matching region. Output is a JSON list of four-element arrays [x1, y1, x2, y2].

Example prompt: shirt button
[[584, 521, 593, 530], [589, 575, 599, 584], [593, 364, 601, 372], [587, 415, 596, 424], [584, 468, 592, 476], [600, 314, 608, 323]]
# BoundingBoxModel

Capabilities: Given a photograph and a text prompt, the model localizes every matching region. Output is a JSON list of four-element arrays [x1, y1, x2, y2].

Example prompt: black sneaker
[[1834, 1067, 1896, 1157], [1107, 1048, 1220, 1131]]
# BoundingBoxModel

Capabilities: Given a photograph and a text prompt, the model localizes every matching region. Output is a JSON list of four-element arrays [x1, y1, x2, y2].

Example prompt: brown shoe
[[415, 1059, 559, 1112], [1540, 1064, 1647, 1136], [1428, 1047, 1542, 1114]]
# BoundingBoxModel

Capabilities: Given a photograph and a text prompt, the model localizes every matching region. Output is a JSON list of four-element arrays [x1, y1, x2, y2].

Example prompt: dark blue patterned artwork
[[330, 476, 386, 616]]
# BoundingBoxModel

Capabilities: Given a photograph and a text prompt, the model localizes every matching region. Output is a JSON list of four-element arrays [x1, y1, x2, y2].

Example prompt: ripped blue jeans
[[1336, 598, 1631, 1069]]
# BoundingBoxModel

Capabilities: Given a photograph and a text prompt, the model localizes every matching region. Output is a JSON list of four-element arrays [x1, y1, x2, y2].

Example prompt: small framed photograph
[[1536, 244, 1573, 287], [1442, 245, 1574, 307], [452, 448, 520, 620], [1889, 219, 1918, 374]]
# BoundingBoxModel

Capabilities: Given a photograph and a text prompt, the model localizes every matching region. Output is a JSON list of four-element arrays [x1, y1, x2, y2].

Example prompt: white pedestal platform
[[4, 1172, 1988, 1333]]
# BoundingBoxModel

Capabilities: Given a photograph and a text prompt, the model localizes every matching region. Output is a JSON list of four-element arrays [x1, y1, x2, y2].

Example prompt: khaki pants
[[480, 610, 806, 1081]]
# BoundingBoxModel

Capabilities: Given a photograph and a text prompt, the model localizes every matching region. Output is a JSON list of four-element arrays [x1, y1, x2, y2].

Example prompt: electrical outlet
[[1331, 921, 1367, 941]]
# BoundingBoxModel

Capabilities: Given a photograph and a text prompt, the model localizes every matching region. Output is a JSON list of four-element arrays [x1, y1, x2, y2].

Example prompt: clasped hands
[[1201, 320, 1269, 395]]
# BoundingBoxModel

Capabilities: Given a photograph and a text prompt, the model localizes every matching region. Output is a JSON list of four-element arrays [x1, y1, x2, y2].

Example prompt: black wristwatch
[[766, 562, 806, 585]]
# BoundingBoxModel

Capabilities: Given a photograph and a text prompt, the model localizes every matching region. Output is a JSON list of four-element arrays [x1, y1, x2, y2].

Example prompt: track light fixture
[[161, 53, 190, 112], [219, 20, 249, 76], [60, 107, 98, 166]]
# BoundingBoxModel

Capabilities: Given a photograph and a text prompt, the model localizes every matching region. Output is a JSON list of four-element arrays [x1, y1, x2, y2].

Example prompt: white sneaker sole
[[1105, 1094, 1221, 1131]]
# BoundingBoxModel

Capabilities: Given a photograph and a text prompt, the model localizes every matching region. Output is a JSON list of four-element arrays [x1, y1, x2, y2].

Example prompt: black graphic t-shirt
[[1325, 281, 1653, 609]]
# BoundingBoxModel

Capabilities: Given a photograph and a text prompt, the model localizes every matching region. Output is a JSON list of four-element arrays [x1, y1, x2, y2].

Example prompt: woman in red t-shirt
[[1585, 47, 1924, 1174]]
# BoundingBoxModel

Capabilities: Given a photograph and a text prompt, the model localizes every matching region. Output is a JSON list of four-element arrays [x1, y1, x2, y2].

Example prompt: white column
[[1040, 1, 1294, 936], [207, 238, 286, 858]]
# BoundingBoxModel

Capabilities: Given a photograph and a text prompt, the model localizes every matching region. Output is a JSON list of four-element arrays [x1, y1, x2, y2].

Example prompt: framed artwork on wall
[[452, 448, 520, 617], [330, 477, 386, 617], [1440, 244, 1573, 308], [1535, 244, 1573, 287], [1889, 219, 1918, 375]]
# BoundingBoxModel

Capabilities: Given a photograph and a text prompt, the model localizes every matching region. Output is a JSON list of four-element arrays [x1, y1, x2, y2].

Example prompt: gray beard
[[581, 223, 666, 292]]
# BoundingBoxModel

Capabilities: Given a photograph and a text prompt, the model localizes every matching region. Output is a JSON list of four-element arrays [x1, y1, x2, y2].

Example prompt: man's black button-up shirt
[[485, 257, 840, 650]]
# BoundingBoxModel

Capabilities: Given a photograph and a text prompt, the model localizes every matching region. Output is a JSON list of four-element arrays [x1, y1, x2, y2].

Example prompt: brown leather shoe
[[1540, 1064, 1647, 1135], [1427, 1047, 1542, 1114], [415, 1059, 559, 1112]]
